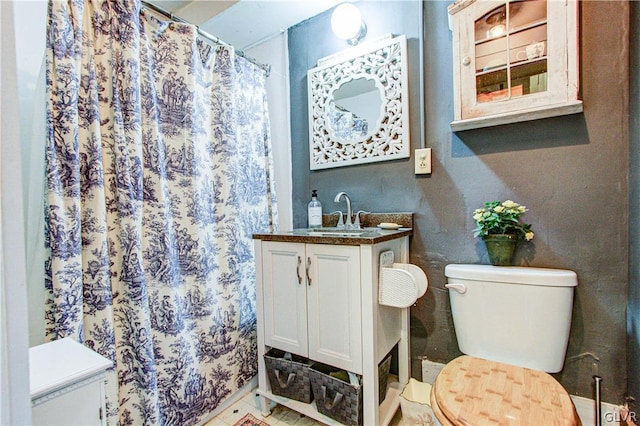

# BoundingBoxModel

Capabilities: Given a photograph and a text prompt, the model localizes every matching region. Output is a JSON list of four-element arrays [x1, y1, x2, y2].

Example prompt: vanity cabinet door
[[306, 244, 362, 374], [32, 380, 105, 425], [260, 242, 363, 373], [261, 241, 309, 357]]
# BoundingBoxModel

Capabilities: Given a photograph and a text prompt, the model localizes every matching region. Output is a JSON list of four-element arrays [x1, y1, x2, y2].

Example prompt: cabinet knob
[[462, 56, 471, 66]]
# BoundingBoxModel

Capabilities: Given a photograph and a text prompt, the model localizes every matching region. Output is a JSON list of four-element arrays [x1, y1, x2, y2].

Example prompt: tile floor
[[204, 388, 403, 426], [204, 390, 324, 426], [204, 386, 611, 426]]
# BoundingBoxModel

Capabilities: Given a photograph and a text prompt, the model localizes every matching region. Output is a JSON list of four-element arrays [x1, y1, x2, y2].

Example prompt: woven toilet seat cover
[[432, 355, 581, 426]]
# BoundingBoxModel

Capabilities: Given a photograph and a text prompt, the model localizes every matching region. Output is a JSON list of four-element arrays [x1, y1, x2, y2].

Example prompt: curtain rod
[[140, 1, 271, 77]]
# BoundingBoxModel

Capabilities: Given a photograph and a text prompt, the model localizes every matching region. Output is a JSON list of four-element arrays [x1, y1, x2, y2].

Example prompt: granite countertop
[[253, 212, 413, 246]]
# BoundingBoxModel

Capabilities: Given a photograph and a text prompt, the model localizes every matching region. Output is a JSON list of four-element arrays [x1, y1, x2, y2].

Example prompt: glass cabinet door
[[473, 0, 547, 104]]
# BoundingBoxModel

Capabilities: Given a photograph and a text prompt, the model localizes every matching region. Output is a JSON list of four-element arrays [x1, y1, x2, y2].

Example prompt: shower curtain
[[45, 1, 278, 425]]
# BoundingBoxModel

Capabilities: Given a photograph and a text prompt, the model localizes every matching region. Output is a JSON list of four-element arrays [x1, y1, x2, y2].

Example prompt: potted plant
[[473, 200, 534, 266]]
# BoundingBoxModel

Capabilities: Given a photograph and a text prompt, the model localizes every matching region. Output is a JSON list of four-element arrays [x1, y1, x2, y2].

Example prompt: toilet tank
[[444, 264, 577, 373]]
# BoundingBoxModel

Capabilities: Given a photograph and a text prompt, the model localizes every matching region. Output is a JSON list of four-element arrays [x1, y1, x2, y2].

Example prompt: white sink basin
[[305, 228, 377, 237]]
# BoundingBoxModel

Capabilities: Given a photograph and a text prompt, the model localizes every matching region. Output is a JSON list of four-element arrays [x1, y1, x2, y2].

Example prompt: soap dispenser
[[308, 189, 322, 228]]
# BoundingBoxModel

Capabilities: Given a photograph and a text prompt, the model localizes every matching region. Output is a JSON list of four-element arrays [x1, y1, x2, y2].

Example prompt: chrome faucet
[[328, 211, 345, 228], [354, 210, 370, 230], [334, 192, 353, 229]]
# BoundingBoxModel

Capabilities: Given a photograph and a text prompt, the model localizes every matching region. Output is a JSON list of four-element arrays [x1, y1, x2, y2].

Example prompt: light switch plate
[[415, 148, 432, 174]]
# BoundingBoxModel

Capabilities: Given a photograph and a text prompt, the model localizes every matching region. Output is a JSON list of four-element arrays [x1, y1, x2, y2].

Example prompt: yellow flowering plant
[[473, 200, 535, 241]]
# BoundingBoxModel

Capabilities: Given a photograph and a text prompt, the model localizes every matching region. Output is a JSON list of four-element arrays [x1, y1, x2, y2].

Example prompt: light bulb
[[488, 24, 506, 38], [331, 3, 366, 44]]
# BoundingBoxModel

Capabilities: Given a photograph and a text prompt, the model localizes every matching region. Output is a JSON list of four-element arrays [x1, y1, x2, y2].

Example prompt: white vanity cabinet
[[254, 227, 412, 426], [261, 242, 362, 373], [254, 230, 412, 425], [449, 0, 582, 130], [29, 337, 112, 426]]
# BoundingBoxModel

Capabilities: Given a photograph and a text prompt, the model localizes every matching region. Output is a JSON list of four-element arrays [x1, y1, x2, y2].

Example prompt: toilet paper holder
[[378, 251, 428, 308]]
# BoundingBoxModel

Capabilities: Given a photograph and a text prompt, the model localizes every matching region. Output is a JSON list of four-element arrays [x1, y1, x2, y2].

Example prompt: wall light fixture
[[331, 2, 367, 45]]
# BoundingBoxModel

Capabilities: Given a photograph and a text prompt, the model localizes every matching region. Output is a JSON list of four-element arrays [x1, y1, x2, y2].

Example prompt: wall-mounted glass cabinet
[[448, 0, 582, 131]]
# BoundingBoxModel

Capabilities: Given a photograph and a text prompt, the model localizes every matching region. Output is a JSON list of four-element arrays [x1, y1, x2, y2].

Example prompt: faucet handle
[[354, 211, 370, 230], [329, 211, 344, 228]]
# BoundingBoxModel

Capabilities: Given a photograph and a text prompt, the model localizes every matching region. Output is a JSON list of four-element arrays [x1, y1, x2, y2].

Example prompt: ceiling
[[147, 0, 343, 50]]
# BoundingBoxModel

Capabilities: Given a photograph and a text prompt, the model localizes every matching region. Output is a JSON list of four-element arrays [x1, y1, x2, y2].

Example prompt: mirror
[[307, 35, 410, 170], [328, 77, 383, 142]]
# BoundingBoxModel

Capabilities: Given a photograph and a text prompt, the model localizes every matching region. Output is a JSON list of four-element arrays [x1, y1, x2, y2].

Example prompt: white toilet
[[431, 264, 582, 426]]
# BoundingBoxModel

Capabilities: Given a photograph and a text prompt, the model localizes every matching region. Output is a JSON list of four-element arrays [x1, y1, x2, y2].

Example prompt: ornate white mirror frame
[[307, 34, 410, 170]]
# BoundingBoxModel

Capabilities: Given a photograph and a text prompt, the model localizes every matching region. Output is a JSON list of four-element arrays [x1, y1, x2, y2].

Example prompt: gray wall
[[629, 0, 639, 413], [289, 1, 631, 403]]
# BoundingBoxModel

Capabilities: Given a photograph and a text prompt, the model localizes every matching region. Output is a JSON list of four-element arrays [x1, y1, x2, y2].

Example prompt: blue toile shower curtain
[[45, 1, 277, 424]]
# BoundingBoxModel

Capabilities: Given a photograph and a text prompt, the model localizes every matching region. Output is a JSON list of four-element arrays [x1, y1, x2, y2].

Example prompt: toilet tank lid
[[444, 264, 577, 287]]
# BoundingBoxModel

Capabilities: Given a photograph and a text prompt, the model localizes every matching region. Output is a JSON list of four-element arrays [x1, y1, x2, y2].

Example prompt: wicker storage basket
[[378, 353, 392, 403], [264, 348, 314, 403], [308, 354, 392, 425], [309, 363, 363, 425]]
